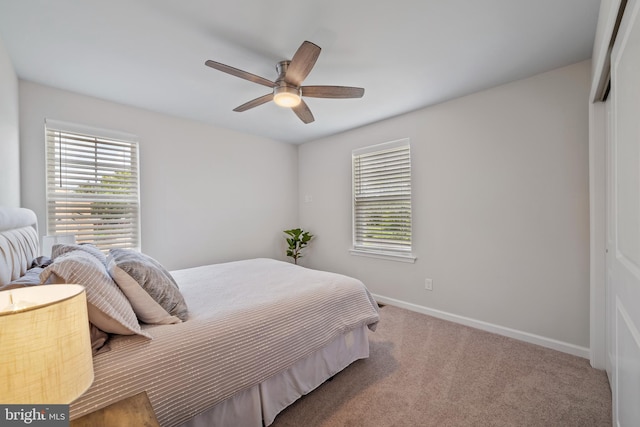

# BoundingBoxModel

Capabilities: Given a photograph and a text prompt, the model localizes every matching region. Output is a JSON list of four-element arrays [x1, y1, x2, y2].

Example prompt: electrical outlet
[[424, 278, 433, 291]]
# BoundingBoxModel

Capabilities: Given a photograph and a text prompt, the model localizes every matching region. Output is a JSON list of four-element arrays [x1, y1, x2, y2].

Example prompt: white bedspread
[[70, 258, 379, 426]]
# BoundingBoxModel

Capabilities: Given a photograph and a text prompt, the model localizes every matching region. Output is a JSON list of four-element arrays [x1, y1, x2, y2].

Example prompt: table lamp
[[0, 284, 94, 404]]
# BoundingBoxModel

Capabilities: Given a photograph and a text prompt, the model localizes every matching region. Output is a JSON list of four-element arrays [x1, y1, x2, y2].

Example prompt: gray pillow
[[40, 250, 151, 338], [2, 267, 44, 289], [108, 249, 188, 324]]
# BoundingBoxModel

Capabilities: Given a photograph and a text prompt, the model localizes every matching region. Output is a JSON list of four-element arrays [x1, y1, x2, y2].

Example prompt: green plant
[[284, 228, 314, 264]]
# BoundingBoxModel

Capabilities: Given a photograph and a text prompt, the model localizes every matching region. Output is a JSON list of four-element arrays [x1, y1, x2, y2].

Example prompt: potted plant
[[284, 228, 314, 265]]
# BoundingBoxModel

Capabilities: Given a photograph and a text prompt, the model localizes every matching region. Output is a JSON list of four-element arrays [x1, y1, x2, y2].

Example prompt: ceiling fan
[[205, 41, 364, 124]]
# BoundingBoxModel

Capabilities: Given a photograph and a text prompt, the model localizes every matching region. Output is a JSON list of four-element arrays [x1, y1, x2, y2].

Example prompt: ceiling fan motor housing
[[276, 60, 292, 82], [274, 61, 301, 107]]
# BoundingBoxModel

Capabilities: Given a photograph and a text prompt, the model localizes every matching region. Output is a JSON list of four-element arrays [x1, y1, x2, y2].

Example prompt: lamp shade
[[0, 284, 94, 404]]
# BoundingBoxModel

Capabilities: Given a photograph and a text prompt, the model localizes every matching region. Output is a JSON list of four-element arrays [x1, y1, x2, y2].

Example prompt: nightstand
[[70, 391, 160, 427]]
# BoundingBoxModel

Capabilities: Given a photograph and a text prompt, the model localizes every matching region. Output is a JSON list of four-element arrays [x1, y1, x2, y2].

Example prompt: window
[[45, 119, 140, 251], [351, 138, 415, 262]]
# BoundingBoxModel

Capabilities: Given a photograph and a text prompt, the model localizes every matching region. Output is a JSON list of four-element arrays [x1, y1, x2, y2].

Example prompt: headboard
[[0, 207, 39, 286]]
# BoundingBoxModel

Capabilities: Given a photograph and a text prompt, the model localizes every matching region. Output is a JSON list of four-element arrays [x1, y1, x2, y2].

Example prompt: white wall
[[19, 81, 298, 270], [0, 36, 20, 207], [299, 61, 591, 350]]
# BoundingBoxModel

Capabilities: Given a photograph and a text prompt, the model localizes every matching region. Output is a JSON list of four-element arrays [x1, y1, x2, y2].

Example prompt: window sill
[[349, 248, 416, 263]]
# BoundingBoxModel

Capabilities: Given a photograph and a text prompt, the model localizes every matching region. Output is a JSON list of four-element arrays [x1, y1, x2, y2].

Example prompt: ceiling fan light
[[273, 87, 301, 108]]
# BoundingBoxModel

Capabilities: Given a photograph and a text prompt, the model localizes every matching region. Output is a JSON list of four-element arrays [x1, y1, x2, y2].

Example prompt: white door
[[607, 0, 640, 424]]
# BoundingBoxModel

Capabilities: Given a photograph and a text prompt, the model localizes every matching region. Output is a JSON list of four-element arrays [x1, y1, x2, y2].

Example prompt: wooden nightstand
[[70, 391, 160, 427]]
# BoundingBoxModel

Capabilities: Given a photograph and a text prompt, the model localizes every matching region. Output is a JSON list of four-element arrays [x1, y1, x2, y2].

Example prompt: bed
[[0, 206, 379, 426]]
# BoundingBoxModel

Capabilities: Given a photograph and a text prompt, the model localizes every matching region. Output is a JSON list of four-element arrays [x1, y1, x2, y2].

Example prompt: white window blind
[[352, 139, 414, 260], [45, 120, 140, 251]]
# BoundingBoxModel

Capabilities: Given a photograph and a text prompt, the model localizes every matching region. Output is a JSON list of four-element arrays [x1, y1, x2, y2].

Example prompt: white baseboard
[[373, 294, 590, 359]]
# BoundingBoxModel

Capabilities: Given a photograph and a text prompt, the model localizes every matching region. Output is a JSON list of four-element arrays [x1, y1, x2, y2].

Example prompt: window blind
[[45, 122, 140, 251], [353, 139, 412, 254]]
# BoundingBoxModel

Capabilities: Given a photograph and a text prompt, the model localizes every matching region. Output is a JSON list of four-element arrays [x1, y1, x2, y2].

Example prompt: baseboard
[[372, 294, 590, 359]]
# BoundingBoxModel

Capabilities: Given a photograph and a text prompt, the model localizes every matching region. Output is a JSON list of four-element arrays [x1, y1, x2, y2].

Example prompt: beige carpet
[[271, 304, 611, 427]]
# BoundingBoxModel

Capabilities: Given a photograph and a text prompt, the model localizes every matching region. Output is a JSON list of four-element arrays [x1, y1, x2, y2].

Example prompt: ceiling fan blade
[[205, 60, 276, 88], [233, 94, 274, 112], [292, 99, 315, 124], [301, 85, 365, 99], [285, 41, 321, 86]]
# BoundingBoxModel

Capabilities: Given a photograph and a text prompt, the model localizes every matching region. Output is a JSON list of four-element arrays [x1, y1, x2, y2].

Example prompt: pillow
[[108, 249, 188, 324], [40, 250, 150, 338], [52, 243, 107, 266], [0, 257, 51, 290], [1, 267, 44, 290]]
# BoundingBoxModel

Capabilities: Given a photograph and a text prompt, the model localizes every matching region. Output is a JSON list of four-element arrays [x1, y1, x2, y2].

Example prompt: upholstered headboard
[[0, 207, 39, 286]]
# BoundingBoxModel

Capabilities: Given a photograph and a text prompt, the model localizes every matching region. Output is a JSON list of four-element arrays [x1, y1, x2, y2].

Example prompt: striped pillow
[[40, 250, 150, 338], [51, 243, 108, 267]]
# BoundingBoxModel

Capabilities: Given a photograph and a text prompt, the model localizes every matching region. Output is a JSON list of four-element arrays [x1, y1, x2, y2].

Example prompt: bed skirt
[[179, 324, 369, 427]]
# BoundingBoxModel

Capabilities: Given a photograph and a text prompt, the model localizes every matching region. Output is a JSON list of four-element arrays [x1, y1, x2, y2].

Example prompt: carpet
[[271, 304, 611, 427]]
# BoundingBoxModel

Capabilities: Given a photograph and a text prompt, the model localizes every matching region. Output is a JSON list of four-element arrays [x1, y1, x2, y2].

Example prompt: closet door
[[608, 0, 640, 423]]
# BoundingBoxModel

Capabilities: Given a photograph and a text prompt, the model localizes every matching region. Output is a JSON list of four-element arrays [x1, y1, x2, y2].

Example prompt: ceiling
[[0, 0, 600, 144]]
